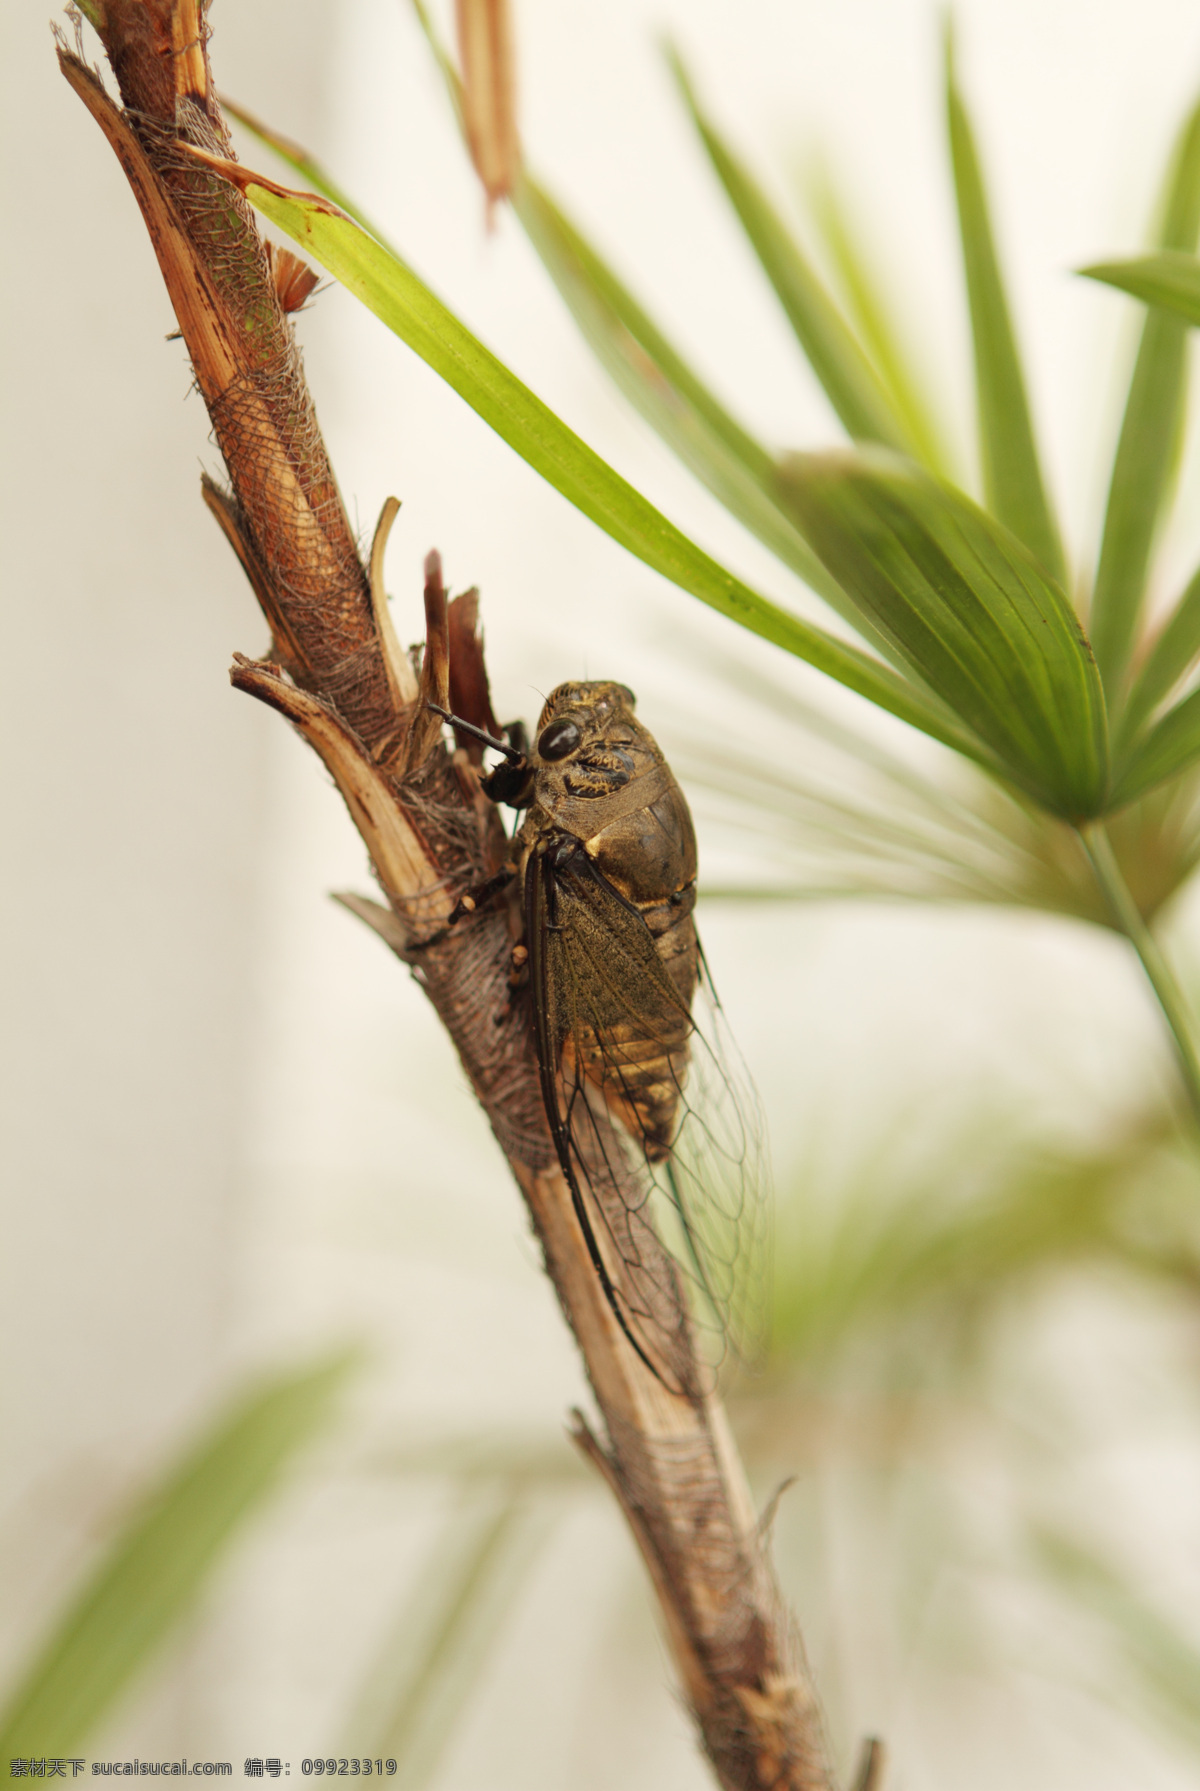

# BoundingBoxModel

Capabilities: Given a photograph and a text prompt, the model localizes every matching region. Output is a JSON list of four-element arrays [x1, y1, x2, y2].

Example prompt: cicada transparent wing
[[525, 837, 767, 1395], [652, 946, 769, 1375]]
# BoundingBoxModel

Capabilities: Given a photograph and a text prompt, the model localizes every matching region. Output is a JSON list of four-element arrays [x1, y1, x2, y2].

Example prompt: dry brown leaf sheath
[[455, 0, 520, 213], [58, 5, 844, 1786]]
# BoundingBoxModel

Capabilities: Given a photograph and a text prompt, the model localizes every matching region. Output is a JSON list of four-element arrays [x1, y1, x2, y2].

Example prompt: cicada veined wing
[[525, 835, 768, 1397]]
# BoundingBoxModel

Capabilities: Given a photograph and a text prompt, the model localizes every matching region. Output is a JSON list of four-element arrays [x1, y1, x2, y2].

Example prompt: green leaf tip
[[1122, 559, 1200, 742], [776, 450, 1108, 817], [1079, 250, 1200, 327], [667, 44, 918, 457], [1112, 684, 1200, 808], [1087, 88, 1200, 698], [804, 158, 957, 480], [945, 30, 1066, 583]]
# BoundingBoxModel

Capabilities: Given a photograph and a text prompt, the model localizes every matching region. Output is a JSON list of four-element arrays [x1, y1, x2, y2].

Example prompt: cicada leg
[[448, 863, 516, 926]]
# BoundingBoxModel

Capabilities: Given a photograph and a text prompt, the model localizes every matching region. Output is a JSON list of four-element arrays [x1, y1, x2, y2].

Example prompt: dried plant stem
[[1079, 822, 1200, 1126], [59, 5, 840, 1785]]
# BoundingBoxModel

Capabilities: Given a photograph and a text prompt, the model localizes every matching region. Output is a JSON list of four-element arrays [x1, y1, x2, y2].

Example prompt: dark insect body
[[437, 680, 762, 1395]]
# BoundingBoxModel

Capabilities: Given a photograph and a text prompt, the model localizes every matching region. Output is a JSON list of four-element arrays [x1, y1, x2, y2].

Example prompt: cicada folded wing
[[526, 837, 767, 1394], [651, 950, 769, 1375]]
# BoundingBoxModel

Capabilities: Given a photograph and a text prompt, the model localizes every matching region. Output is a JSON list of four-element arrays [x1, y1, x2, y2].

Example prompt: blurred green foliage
[[0, 1354, 358, 1756]]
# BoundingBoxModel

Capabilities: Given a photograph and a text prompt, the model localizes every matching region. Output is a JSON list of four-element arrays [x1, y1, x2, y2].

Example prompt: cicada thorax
[[515, 681, 699, 1159]]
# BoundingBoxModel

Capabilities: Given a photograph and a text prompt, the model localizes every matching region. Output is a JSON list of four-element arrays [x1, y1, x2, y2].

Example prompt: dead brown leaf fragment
[[455, 0, 520, 212], [265, 241, 320, 313]]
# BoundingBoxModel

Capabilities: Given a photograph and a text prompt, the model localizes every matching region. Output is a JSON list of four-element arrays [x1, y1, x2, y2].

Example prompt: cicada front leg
[[448, 863, 516, 927], [445, 860, 529, 1006]]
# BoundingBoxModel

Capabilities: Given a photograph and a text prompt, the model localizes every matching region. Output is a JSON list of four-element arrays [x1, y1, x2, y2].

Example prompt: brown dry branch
[[57, 4, 846, 1786]]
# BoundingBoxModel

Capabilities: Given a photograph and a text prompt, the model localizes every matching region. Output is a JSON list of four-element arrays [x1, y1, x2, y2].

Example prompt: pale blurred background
[[5, 0, 1200, 1785]]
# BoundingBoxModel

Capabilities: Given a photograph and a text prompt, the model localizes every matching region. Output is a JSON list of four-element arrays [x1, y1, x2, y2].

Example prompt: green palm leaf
[[776, 452, 1108, 816], [946, 31, 1065, 582]]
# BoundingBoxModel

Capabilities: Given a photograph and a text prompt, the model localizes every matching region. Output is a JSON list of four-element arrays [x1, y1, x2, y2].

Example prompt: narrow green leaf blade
[[216, 161, 990, 766], [668, 51, 914, 455], [223, 96, 387, 237], [234, 73, 784, 536], [1112, 684, 1200, 806], [0, 1352, 357, 1753], [777, 451, 1109, 816], [516, 181, 774, 487], [806, 165, 957, 479], [348, 1489, 550, 1785], [946, 36, 1065, 582], [1087, 92, 1200, 695], [514, 179, 902, 659], [1122, 560, 1200, 737], [232, 98, 817, 597]]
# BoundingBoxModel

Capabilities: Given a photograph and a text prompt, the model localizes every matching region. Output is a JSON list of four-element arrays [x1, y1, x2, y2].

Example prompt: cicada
[[436, 679, 764, 1393]]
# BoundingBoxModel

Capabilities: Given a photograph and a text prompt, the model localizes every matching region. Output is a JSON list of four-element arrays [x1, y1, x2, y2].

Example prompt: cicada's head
[[525, 676, 698, 922], [531, 681, 638, 769], [476, 682, 642, 810], [519, 679, 697, 903], [525, 678, 686, 841]]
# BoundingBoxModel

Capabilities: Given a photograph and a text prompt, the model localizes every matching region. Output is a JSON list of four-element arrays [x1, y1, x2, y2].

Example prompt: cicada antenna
[[427, 701, 526, 762]]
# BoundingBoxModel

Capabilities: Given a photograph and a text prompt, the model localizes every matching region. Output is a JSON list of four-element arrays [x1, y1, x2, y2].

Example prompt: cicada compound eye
[[537, 717, 582, 761]]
